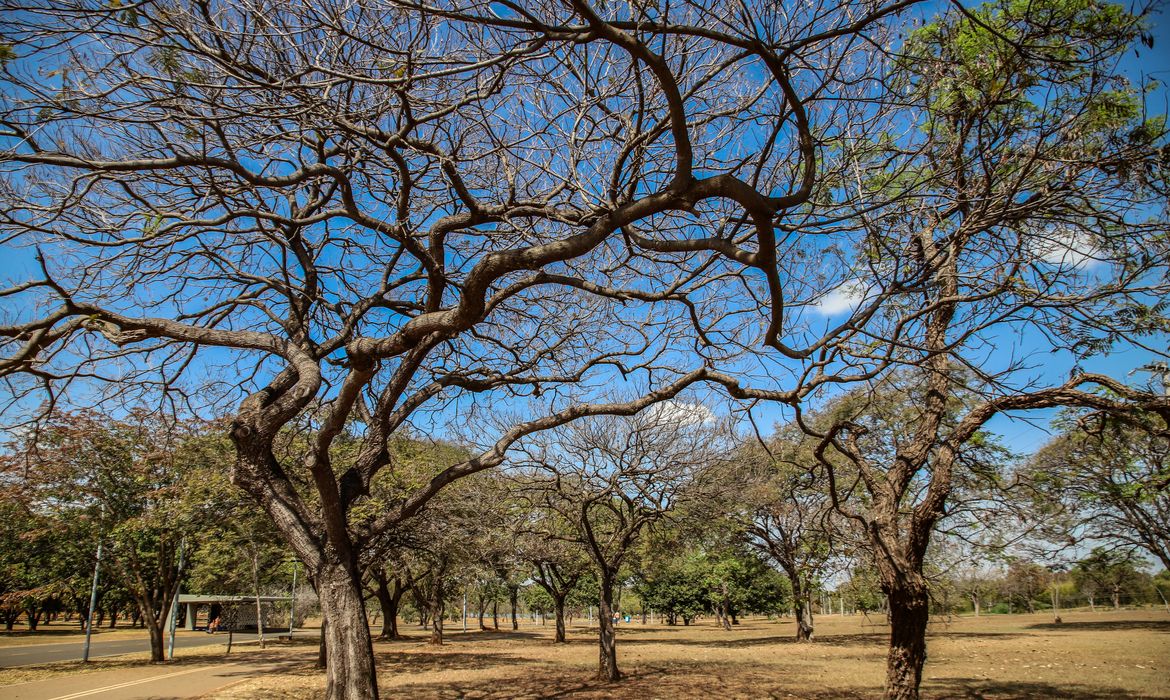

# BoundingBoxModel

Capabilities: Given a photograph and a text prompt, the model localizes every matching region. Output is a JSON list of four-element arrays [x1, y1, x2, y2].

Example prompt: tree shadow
[[615, 631, 890, 649], [380, 663, 881, 699], [926, 677, 1153, 699], [374, 650, 537, 673], [1025, 620, 1170, 633]]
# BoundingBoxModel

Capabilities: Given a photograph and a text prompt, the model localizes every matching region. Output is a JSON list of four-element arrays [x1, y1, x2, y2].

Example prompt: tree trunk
[[428, 583, 445, 646], [492, 599, 498, 630], [970, 594, 980, 617], [373, 573, 402, 640], [553, 595, 567, 643], [510, 587, 519, 631], [597, 573, 620, 681], [318, 620, 328, 669], [791, 579, 814, 641], [146, 616, 165, 663], [26, 607, 39, 631], [884, 582, 930, 700], [1111, 587, 1121, 610], [316, 564, 380, 700]]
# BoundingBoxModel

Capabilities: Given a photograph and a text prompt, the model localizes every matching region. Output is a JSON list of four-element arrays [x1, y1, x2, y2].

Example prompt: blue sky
[[1, 0, 1167, 460]]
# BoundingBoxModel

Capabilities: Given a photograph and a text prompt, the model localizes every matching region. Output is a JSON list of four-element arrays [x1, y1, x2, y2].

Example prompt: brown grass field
[[200, 608, 1170, 699]]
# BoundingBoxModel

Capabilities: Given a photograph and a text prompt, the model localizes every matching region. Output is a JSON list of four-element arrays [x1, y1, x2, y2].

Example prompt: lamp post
[[288, 558, 298, 635], [81, 505, 105, 663]]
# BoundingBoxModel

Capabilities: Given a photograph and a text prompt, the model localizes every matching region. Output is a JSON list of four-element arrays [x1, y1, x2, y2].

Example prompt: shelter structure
[[177, 594, 290, 631]]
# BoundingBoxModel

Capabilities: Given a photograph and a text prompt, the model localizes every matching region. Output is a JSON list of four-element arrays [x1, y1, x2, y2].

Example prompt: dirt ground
[[203, 608, 1169, 699]]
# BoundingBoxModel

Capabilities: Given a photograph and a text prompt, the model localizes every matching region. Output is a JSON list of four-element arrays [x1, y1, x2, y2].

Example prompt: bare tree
[[736, 438, 842, 641], [518, 403, 723, 681], [0, 2, 931, 696]]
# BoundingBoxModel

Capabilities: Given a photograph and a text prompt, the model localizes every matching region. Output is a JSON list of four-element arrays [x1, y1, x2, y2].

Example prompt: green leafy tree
[[1024, 411, 1170, 570], [1072, 547, 1149, 610]]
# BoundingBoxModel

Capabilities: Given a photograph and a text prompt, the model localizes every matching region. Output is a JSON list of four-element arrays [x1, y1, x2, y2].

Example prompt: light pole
[[82, 505, 105, 663], [288, 558, 298, 635], [166, 536, 187, 661]]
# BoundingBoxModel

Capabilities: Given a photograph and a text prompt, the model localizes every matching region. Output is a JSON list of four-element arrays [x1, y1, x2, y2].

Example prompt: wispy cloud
[[811, 278, 869, 316], [1030, 227, 1101, 269]]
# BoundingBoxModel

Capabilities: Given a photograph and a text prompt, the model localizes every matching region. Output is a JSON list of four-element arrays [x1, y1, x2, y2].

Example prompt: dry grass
[[0, 621, 153, 648], [205, 608, 1170, 699], [5, 612, 1164, 696]]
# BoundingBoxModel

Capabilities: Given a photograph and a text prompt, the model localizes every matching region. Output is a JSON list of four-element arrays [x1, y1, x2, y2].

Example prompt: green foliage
[[634, 546, 789, 623]]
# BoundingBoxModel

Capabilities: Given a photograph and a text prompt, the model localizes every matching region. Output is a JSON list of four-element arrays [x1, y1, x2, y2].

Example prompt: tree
[[1072, 548, 1148, 610], [0, 410, 221, 661], [1024, 411, 1170, 570], [518, 405, 722, 680], [516, 507, 591, 644], [1003, 560, 1049, 614], [0, 1, 920, 693], [734, 0, 1170, 695], [735, 431, 842, 640]]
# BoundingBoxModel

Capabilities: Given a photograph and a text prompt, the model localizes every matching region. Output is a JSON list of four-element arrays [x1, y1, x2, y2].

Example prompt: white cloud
[[1029, 227, 1101, 269], [644, 400, 717, 427], [811, 278, 869, 316]]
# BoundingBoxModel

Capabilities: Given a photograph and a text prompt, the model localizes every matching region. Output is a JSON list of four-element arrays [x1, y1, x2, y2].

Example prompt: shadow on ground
[[379, 663, 877, 700], [375, 650, 538, 673], [926, 677, 1155, 699], [1025, 619, 1170, 633]]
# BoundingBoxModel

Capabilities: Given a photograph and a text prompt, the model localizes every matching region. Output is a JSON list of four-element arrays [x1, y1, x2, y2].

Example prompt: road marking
[[44, 662, 241, 700]]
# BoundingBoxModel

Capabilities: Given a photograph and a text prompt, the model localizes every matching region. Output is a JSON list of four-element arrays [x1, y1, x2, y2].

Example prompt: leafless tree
[[0, 2, 927, 696], [735, 435, 844, 641], [517, 402, 724, 680]]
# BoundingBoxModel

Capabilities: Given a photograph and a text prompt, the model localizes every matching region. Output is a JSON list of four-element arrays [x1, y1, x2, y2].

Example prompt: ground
[[2, 609, 1167, 698], [210, 609, 1169, 699]]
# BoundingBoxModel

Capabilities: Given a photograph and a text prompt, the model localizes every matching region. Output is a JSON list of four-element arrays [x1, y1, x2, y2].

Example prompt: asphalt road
[[0, 631, 263, 668]]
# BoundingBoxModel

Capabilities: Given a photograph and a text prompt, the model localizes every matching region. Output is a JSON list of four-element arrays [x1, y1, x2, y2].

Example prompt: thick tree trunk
[[26, 607, 38, 631], [146, 617, 165, 663], [883, 583, 930, 700], [597, 574, 620, 681], [553, 595, 567, 643], [317, 564, 380, 700], [373, 574, 402, 640]]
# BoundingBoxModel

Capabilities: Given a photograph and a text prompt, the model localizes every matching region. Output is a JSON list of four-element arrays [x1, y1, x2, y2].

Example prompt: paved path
[[0, 632, 266, 668], [4, 650, 312, 700]]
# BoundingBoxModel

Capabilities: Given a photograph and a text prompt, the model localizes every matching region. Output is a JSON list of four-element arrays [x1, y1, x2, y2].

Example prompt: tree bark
[[317, 564, 380, 700], [373, 572, 402, 640], [145, 614, 165, 663], [510, 586, 519, 630], [791, 578, 814, 641], [597, 573, 620, 681], [883, 582, 930, 700], [553, 595, 568, 643], [428, 582, 445, 646]]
